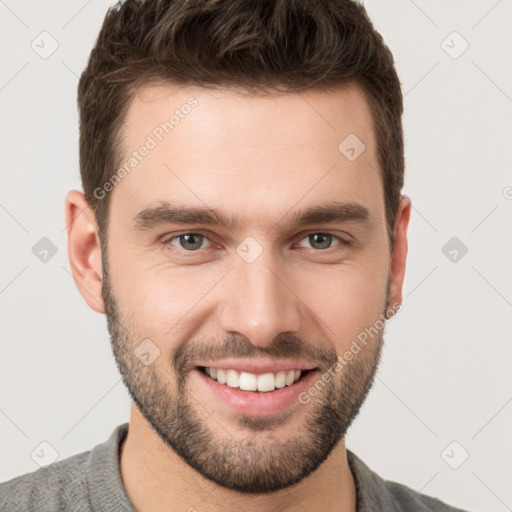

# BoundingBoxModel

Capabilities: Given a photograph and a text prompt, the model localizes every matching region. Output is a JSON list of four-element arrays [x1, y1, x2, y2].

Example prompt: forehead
[[123, 82, 375, 151], [111, 82, 382, 229]]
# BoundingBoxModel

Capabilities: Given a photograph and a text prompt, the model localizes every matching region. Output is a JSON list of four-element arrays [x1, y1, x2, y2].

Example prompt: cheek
[[119, 263, 224, 340], [299, 262, 388, 346]]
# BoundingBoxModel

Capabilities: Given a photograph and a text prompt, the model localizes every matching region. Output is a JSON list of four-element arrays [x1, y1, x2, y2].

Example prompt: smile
[[199, 366, 308, 392], [192, 361, 319, 416]]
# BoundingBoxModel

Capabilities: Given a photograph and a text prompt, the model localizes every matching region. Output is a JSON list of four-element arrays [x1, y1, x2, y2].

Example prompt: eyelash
[[161, 231, 351, 255]]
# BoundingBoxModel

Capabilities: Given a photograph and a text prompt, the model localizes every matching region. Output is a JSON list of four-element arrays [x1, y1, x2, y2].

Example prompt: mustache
[[172, 331, 338, 376]]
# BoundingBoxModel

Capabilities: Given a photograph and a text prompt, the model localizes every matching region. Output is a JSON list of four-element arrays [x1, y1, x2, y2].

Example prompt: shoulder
[[347, 449, 471, 512], [0, 450, 93, 512], [383, 479, 470, 512], [0, 423, 130, 512]]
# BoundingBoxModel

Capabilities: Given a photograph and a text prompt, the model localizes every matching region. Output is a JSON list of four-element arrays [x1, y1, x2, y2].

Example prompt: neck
[[119, 404, 357, 512]]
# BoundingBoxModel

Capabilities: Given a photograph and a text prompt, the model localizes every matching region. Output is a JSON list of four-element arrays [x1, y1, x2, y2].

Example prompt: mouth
[[197, 366, 314, 392], [192, 364, 320, 416]]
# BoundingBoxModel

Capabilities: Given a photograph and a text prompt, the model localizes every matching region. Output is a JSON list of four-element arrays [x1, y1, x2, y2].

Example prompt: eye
[[166, 232, 211, 251], [162, 231, 351, 255], [297, 232, 350, 251]]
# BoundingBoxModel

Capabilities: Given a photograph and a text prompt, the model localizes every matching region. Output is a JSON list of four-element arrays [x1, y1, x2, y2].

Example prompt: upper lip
[[193, 359, 317, 374]]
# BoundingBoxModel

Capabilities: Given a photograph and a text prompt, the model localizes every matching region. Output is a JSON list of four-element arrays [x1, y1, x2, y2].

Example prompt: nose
[[217, 248, 303, 349]]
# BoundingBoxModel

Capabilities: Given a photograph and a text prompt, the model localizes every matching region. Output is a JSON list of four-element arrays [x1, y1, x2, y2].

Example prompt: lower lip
[[192, 367, 319, 416]]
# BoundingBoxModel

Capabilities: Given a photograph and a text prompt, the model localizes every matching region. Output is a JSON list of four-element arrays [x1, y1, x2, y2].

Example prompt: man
[[0, 0, 471, 511]]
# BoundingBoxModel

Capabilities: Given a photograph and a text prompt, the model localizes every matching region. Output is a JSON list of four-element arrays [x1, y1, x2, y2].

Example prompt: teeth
[[239, 372, 257, 391], [226, 369, 239, 388], [257, 373, 275, 392], [275, 371, 286, 388], [203, 367, 303, 392], [285, 370, 295, 386], [216, 368, 226, 384]]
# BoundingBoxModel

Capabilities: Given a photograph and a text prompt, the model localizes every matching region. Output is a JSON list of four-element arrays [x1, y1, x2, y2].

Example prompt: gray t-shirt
[[0, 422, 470, 511]]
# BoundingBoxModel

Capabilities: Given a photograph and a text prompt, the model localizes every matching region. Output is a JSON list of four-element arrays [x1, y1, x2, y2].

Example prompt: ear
[[65, 190, 105, 314], [387, 195, 411, 317]]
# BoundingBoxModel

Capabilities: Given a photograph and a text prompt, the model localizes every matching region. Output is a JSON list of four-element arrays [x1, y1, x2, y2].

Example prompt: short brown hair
[[78, 0, 404, 246]]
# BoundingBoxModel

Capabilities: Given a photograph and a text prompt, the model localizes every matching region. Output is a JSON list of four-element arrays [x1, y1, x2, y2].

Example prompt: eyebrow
[[132, 200, 372, 232]]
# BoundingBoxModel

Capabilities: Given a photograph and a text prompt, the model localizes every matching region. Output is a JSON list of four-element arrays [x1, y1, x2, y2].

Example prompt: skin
[[65, 82, 411, 512]]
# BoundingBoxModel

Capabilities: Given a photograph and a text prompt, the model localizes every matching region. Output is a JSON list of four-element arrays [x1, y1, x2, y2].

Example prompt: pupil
[[181, 234, 202, 250], [311, 233, 331, 250]]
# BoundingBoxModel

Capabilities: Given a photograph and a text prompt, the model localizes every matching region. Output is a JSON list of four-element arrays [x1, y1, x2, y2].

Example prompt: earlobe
[[65, 190, 105, 314], [387, 194, 412, 316]]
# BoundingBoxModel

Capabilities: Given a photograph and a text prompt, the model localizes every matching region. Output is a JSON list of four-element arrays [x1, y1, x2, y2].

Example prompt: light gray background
[[1, 1, 511, 510]]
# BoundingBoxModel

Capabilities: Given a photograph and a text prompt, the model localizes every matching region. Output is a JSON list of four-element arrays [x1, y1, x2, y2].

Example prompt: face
[[98, 83, 405, 493]]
